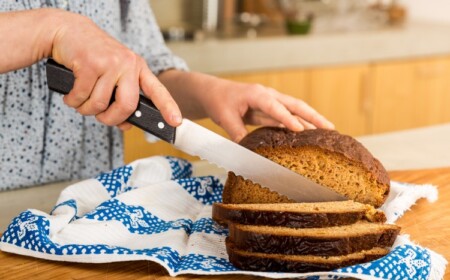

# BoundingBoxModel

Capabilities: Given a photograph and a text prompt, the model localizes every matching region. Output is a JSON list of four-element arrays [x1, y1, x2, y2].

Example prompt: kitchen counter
[[1, 167, 449, 279], [358, 124, 450, 171], [167, 21, 450, 74], [1, 123, 450, 232]]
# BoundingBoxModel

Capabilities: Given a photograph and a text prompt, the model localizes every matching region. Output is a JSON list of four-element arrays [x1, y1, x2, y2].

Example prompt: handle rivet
[[158, 122, 165, 129], [135, 110, 142, 118]]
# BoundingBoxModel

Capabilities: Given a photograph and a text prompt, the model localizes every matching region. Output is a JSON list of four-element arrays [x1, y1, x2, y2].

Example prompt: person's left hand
[[200, 80, 335, 142], [159, 71, 334, 142]]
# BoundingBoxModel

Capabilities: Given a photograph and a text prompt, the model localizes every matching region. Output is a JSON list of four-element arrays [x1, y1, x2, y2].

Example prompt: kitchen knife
[[45, 59, 347, 202]]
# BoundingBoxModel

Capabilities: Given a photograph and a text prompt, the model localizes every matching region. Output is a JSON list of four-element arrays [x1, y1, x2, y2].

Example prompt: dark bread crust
[[214, 207, 363, 228], [212, 203, 387, 228], [226, 238, 388, 273], [228, 223, 400, 256], [239, 127, 389, 187]]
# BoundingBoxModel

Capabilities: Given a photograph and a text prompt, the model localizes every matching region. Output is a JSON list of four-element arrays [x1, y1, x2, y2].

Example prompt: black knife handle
[[45, 59, 176, 143]]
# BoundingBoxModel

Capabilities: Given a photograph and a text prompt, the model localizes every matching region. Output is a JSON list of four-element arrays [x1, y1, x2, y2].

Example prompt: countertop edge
[[167, 21, 450, 74]]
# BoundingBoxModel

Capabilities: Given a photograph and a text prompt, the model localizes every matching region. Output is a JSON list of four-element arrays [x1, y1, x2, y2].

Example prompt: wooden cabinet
[[371, 57, 450, 133], [124, 56, 450, 163], [221, 69, 308, 101], [306, 65, 371, 136]]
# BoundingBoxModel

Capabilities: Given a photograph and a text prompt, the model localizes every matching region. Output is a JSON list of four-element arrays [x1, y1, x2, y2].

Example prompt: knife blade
[[45, 59, 347, 202]]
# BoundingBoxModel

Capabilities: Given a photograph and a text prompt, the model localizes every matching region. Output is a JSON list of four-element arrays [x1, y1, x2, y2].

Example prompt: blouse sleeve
[[119, 0, 188, 75]]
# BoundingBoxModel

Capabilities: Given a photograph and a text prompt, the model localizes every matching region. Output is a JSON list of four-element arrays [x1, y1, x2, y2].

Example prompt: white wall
[[403, 0, 450, 24]]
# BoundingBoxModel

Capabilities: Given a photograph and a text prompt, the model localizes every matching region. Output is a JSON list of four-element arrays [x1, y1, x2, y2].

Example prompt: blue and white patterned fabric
[[0, 156, 447, 279]]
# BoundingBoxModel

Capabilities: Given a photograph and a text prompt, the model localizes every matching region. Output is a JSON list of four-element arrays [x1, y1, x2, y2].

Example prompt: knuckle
[[76, 107, 86, 116], [154, 102, 170, 115], [111, 49, 139, 71], [136, 55, 146, 66], [248, 83, 266, 93], [147, 81, 166, 96], [266, 100, 276, 111], [122, 102, 136, 115], [89, 59, 108, 74], [91, 99, 109, 112], [70, 90, 89, 103], [95, 52, 123, 71], [109, 53, 122, 68], [118, 98, 137, 116], [122, 49, 138, 63]]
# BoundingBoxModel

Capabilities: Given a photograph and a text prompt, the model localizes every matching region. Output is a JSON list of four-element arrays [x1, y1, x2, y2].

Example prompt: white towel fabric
[[0, 156, 447, 279]]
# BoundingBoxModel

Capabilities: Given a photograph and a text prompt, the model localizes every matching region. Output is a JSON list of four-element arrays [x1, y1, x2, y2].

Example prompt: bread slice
[[228, 222, 400, 256], [212, 201, 386, 228], [226, 238, 389, 273], [222, 128, 390, 207]]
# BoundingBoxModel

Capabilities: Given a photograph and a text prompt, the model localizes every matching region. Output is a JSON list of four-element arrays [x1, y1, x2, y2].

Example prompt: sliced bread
[[222, 128, 390, 207], [212, 201, 386, 228], [228, 222, 400, 256], [226, 238, 389, 273]]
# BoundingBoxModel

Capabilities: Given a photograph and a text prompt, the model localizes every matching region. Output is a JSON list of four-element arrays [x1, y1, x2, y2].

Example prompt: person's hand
[[201, 80, 335, 142], [158, 71, 334, 142], [49, 9, 181, 130]]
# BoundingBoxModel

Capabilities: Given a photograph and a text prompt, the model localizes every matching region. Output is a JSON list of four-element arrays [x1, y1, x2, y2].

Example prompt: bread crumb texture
[[222, 128, 390, 207]]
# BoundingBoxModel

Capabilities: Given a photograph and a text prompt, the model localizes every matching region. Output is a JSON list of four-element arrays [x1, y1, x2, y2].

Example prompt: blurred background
[[124, 0, 450, 162], [149, 0, 450, 40]]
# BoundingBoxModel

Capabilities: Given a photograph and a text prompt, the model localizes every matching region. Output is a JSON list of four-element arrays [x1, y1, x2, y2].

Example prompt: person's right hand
[[48, 9, 181, 129]]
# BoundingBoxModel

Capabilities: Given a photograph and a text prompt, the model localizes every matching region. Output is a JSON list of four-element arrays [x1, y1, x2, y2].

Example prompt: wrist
[[30, 8, 64, 60], [38, 8, 91, 65]]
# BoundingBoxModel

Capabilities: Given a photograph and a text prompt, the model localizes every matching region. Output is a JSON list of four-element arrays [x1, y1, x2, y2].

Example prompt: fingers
[[297, 117, 317, 130], [140, 64, 182, 127], [63, 67, 97, 108], [52, 14, 180, 129], [75, 72, 115, 116], [216, 111, 248, 142], [246, 85, 304, 131], [63, 59, 140, 127], [242, 84, 334, 132], [245, 111, 317, 130], [95, 64, 140, 126], [61, 53, 180, 129], [279, 94, 335, 130]]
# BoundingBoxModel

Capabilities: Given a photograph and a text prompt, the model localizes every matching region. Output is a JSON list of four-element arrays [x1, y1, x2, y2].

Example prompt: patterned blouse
[[0, 0, 188, 190]]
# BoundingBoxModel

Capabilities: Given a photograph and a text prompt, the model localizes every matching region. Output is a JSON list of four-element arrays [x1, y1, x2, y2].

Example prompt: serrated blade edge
[[174, 120, 348, 202]]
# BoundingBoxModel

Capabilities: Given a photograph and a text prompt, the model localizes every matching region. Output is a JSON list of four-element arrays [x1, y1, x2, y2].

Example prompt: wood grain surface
[[0, 168, 449, 280]]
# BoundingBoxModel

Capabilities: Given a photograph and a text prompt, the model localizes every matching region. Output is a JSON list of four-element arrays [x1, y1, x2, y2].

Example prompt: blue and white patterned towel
[[0, 156, 447, 279]]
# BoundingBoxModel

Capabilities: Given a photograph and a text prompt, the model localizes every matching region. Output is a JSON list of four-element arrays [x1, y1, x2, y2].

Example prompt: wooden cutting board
[[0, 168, 449, 280]]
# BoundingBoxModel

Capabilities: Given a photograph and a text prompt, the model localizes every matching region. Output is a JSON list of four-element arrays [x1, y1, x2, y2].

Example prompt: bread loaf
[[217, 127, 397, 273], [228, 222, 399, 256], [212, 201, 386, 228], [222, 128, 390, 207], [226, 238, 389, 273]]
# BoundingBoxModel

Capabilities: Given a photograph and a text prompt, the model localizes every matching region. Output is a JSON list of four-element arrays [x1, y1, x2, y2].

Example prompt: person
[[0, 1, 334, 190]]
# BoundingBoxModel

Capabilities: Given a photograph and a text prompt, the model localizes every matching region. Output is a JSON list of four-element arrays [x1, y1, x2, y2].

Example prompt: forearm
[[157, 69, 226, 119], [0, 8, 65, 73]]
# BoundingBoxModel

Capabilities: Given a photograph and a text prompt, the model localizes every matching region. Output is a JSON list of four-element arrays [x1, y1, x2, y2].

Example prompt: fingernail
[[172, 114, 182, 125]]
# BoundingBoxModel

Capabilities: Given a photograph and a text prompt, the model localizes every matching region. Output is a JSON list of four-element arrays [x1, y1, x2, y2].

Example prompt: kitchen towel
[[0, 156, 446, 280]]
